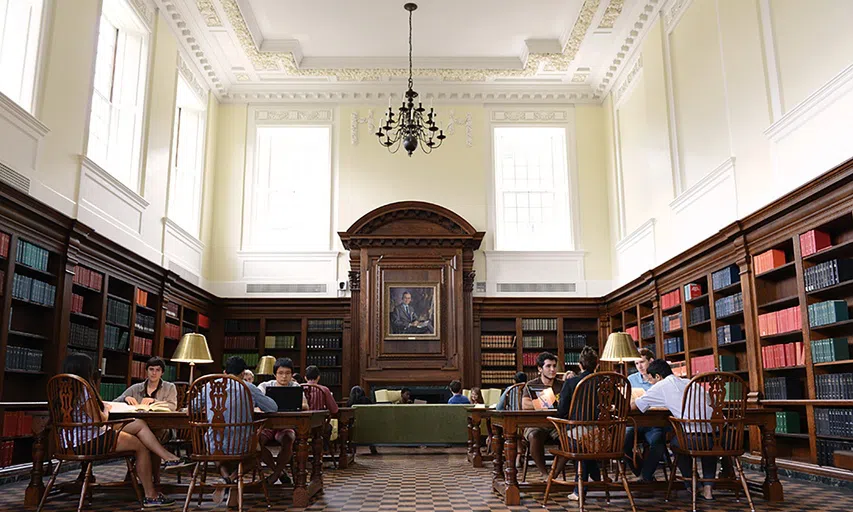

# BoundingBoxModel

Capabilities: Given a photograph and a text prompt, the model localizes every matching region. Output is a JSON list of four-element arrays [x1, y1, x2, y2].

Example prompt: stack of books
[[307, 319, 343, 331], [220, 352, 260, 367], [522, 318, 557, 331], [758, 306, 802, 336], [661, 289, 681, 310], [198, 314, 210, 329], [106, 298, 131, 327], [717, 324, 745, 345], [662, 312, 682, 332], [104, 325, 129, 351], [481, 335, 515, 348], [689, 305, 710, 325], [810, 337, 849, 363], [135, 289, 149, 307], [307, 354, 339, 366], [69, 323, 98, 349], [522, 335, 544, 348], [815, 373, 853, 399], [664, 336, 684, 354], [2, 411, 33, 437], [11, 274, 56, 306], [165, 303, 179, 318], [815, 408, 853, 437], [690, 354, 716, 376], [164, 323, 181, 340], [670, 361, 687, 377], [4, 347, 43, 371], [625, 325, 639, 341], [522, 352, 539, 366], [132, 335, 153, 356], [718, 354, 737, 371], [15, 240, 49, 271], [564, 334, 587, 349], [135, 312, 155, 332], [817, 439, 853, 467], [804, 259, 853, 291], [712, 265, 739, 290], [72, 266, 103, 290], [776, 411, 801, 434], [307, 335, 341, 349], [224, 335, 256, 349], [565, 352, 580, 365], [800, 229, 832, 257], [100, 383, 125, 401], [164, 365, 177, 382], [481, 370, 516, 384], [761, 342, 806, 368], [641, 320, 655, 339], [754, 249, 787, 274], [265, 335, 296, 349], [70, 293, 85, 313], [684, 283, 703, 301], [0, 232, 10, 258], [715, 292, 744, 318], [764, 376, 802, 399], [483, 353, 516, 366], [323, 373, 341, 385], [808, 300, 850, 327]]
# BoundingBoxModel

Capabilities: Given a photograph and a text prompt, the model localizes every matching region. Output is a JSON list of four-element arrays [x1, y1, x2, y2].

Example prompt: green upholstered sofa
[[351, 404, 476, 445]]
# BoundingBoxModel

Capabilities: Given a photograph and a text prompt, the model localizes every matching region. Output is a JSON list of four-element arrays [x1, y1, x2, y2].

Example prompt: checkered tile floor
[[3, 447, 852, 511]]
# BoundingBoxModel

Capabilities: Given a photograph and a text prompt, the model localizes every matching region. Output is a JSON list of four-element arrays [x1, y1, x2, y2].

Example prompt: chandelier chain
[[407, 7, 413, 90]]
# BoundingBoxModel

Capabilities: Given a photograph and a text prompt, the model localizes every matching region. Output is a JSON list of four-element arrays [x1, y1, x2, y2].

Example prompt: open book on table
[[108, 401, 172, 413]]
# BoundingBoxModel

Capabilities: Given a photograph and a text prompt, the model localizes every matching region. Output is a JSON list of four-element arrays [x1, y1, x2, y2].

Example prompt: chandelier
[[376, 3, 446, 156]]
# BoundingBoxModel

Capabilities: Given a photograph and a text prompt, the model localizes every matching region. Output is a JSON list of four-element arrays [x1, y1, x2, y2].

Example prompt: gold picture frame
[[383, 282, 440, 340]]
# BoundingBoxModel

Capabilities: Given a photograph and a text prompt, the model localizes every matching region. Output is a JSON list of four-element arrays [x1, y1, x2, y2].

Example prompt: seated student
[[347, 386, 378, 455], [632, 359, 717, 501], [623, 349, 667, 483], [496, 372, 527, 410], [304, 365, 339, 414], [522, 352, 563, 478], [469, 387, 485, 405], [400, 387, 414, 404], [447, 380, 471, 404], [557, 346, 602, 501], [61, 353, 183, 508], [257, 357, 307, 485], [242, 369, 255, 384]]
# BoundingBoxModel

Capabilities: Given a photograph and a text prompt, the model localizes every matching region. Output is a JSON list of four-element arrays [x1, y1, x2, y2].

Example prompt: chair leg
[[731, 457, 740, 502], [37, 459, 63, 512], [521, 444, 529, 482], [542, 455, 560, 505], [602, 460, 611, 504], [183, 463, 201, 512], [256, 458, 271, 509], [198, 463, 207, 507], [734, 457, 756, 512], [665, 454, 679, 501], [237, 462, 244, 512], [617, 460, 637, 512], [77, 461, 94, 512], [125, 456, 144, 504], [578, 461, 585, 512], [691, 457, 698, 512]]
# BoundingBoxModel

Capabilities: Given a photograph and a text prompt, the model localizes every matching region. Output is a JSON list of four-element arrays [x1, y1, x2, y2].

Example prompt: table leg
[[24, 414, 49, 507], [492, 425, 505, 485], [467, 415, 475, 462], [760, 421, 784, 502], [503, 429, 520, 505], [471, 415, 483, 468], [338, 418, 350, 469], [292, 427, 311, 507], [311, 426, 324, 482]]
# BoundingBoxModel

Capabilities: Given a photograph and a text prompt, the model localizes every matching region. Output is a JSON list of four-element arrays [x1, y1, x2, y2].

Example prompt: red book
[[795, 342, 806, 366], [761, 346, 769, 369], [18, 413, 32, 436], [784, 343, 796, 367], [755, 249, 786, 274], [0, 232, 10, 258], [198, 314, 210, 329], [800, 230, 832, 257]]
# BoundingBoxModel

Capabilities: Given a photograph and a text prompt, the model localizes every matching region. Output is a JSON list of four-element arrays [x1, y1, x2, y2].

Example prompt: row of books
[[321, 372, 341, 385], [715, 292, 744, 318], [225, 335, 256, 349], [664, 336, 684, 354], [521, 352, 540, 366], [106, 298, 131, 327], [776, 411, 801, 434], [689, 354, 730, 376], [132, 335, 153, 356], [712, 265, 739, 291], [165, 302, 179, 318], [72, 265, 103, 291], [11, 274, 55, 306], [164, 323, 181, 340], [521, 318, 557, 331], [224, 319, 258, 332], [758, 306, 801, 336], [164, 364, 177, 382], [717, 324, 745, 345], [670, 361, 687, 377], [565, 352, 580, 365], [307, 319, 344, 331], [135, 289, 150, 308], [307, 336, 342, 349], [0, 232, 9, 258], [307, 354, 339, 366], [135, 312, 155, 333], [525, 369, 539, 381], [808, 300, 850, 327], [764, 376, 802, 400], [817, 439, 853, 467], [761, 342, 806, 369], [16, 240, 49, 272], [131, 361, 151, 380], [800, 229, 832, 258], [4, 346, 43, 371], [684, 283, 703, 301], [815, 408, 853, 437], [624, 325, 639, 342], [2, 411, 33, 437], [564, 334, 588, 349], [815, 373, 853, 400], [754, 249, 787, 275], [265, 335, 296, 349], [481, 370, 516, 384], [70, 293, 86, 314], [689, 305, 710, 325], [104, 325, 130, 351], [221, 352, 260, 367], [804, 259, 853, 292], [641, 320, 655, 340], [522, 335, 545, 348], [661, 289, 681, 310], [69, 322, 98, 350], [811, 338, 849, 363], [0, 442, 15, 468], [481, 335, 515, 348], [662, 312, 682, 332], [483, 353, 516, 366], [100, 383, 125, 401]]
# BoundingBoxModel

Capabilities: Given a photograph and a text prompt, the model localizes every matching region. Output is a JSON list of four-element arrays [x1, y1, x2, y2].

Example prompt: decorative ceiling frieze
[[195, 0, 222, 26], [598, 0, 625, 29]]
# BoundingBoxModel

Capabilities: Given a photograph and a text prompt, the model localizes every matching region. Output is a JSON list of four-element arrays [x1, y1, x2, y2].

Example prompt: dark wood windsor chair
[[302, 383, 337, 468]]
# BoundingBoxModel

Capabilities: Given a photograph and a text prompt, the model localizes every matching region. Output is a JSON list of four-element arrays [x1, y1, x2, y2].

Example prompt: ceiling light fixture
[[376, 3, 446, 156]]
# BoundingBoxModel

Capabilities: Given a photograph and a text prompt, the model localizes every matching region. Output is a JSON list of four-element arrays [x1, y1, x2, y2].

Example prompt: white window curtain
[[168, 77, 206, 236], [493, 126, 572, 251], [0, 0, 44, 111], [246, 126, 332, 251], [86, 5, 148, 191]]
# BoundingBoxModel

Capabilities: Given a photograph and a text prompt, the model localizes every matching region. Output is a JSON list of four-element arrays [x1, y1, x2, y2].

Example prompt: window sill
[[0, 91, 49, 139], [78, 155, 149, 211], [163, 217, 204, 252]]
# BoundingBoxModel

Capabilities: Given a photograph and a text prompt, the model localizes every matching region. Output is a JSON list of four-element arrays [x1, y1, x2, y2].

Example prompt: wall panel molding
[[669, 156, 737, 252], [163, 216, 204, 276], [0, 91, 49, 178], [483, 250, 590, 296], [614, 218, 656, 285]]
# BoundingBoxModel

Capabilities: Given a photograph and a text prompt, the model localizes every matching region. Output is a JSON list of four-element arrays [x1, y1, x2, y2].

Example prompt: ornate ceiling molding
[[614, 55, 643, 104], [130, 0, 157, 30], [350, 110, 376, 145], [445, 111, 474, 148], [254, 109, 333, 122], [177, 53, 208, 102], [663, 0, 694, 32], [158, 0, 226, 95], [195, 0, 222, 26], [491, 109, 570, 122], [599, 0, 625, 29]]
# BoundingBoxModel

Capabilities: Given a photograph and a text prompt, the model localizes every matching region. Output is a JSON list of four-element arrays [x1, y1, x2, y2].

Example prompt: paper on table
[[108, 401, 171, 413]]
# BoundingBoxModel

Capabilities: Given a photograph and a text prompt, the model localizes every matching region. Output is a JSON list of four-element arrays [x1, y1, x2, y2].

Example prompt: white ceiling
[[160, 0, 665, 103]]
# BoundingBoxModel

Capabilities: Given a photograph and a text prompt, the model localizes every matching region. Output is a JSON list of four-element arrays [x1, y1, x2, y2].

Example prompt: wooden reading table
[[481, 408, 783, 506], [334, 407, 355, 469]]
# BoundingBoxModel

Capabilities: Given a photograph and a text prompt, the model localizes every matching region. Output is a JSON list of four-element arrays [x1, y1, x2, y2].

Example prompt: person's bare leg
[[115, 432, 158, 499], [259, 441, 276, 471], [122, 419, 179, 461], [277, 432, 296, 477], [528, 432, 548, 476]]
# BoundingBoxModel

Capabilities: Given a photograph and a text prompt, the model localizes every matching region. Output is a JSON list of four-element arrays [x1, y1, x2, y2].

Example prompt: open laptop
[[265, 386, 304, 412]]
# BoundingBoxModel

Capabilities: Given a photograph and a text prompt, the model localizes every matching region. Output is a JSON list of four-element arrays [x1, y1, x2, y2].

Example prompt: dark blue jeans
[[670, 434, 718, 488], [624, 426, 668, 481]]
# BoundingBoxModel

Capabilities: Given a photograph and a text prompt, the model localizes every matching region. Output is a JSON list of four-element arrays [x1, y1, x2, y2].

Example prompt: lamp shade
[[600, 332, 641, 362], [171, 333, 213, 364], [256, 355, 276, 376]]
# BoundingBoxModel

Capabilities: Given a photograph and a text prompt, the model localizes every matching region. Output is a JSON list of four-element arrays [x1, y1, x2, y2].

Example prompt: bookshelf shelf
[[764, 365, 807, 372], [776, 432, 811, 439], [665, 351, 685, 358], [105, 320, 129, 329], [758, 295, 800, 310], [640, 313, 655, 320], [663, 328, 683, 335], [715, 311, 744, 321], [7, 330, 48, 341], [686, 293, 709, 305], [802, 238, 853, 263], [717, 340, 748, 350], [4, 369, 45, 375], [102, 374, 126, 380], [814, 359, 853, 367], [688, 319, 712, 330], [810, 319, 853, 333], [136, 304, 155, 314], [72, 282, 101, 294], [816, 434, 853, 442], [713, 282, 741, 296], [106, 293, 130, 304], [13, 263, 56, 281], [11, 298, 53, 310], [760, 330, 803, 344], [763, 400, 853, 406], [103, 347, 128, 355], [689, 346, 714, 354], [70, 311, 99, 322], [807, 279, 853, 298], [661, 305, 681, 314], [755, 261, 797, 281]]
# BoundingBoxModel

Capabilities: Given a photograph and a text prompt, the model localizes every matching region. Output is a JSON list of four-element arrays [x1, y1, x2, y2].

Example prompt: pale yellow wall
[[771, 0, 853, 112], [200, 94, 220, 279], [617, 73, 650, 233], [574, 105, 612, 281]]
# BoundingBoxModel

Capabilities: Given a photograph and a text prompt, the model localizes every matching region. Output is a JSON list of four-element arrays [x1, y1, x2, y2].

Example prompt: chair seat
[[669, 445, 743, 458], [549, 448, 623, 461], [55, 450, 138, 462]]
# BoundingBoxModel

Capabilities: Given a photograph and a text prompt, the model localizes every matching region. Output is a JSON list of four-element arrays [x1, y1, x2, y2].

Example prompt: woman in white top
[[62, 353, 185, 507]]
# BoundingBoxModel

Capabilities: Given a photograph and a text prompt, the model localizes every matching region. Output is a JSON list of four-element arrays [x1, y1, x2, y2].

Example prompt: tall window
[[493, 126, 572, 250], [86, 2, 149, 190], [168, 77, 206, 236], [0, 0, 44, 111], [245, 125, 332, 251]]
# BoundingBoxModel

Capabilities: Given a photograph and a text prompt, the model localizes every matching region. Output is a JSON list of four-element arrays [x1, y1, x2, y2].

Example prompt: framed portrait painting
[[383, 282, 440, 340]]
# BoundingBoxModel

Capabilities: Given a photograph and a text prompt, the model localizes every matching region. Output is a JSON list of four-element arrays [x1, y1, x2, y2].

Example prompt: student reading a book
[[61, 353, 185, 508], [400, 387, 414, 404], [522, 352, 563, 477], [257, 357, 307, 485], [632, 359, 717, 501], [115, 357, 178, 411], [623, 349, 667, 483], [557, 346, 601, 501], [447, 380, 471, 404]]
